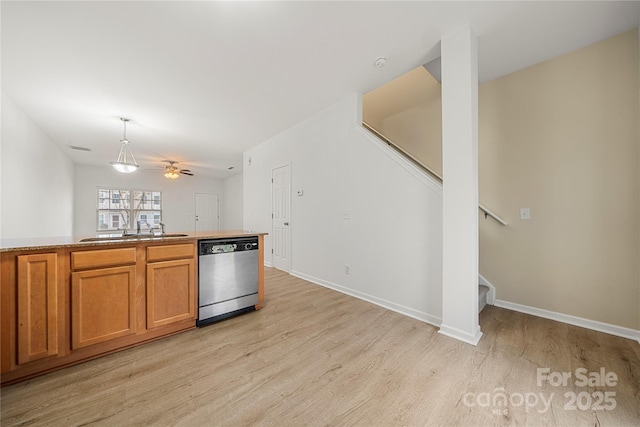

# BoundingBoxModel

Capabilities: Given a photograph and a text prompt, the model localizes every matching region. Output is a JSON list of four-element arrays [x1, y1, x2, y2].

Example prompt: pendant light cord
[[121, 117, 129, 143]]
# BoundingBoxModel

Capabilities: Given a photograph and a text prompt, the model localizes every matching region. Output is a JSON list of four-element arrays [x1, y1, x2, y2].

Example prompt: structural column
[[439, 25, 482, 345]]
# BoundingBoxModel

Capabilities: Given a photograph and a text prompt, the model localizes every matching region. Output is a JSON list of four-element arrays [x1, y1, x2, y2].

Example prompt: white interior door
[[195, 193, 219, 232], [272, 164, 291, 271]]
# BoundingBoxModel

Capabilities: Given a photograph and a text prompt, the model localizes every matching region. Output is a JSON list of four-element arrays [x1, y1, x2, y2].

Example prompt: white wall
[[222, 172, 243, 230], [244, 93, 443, 324], [1, 91, 74, 239], [74, 165, 224, 236], [0, 98, 3, 239], [440, 26, 481, 345]]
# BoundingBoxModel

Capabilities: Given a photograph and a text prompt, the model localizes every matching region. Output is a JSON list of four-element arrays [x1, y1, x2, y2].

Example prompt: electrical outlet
[[343, 211, 351, 220], [345, 265, 350, 275], [520, 208, 531, 220]]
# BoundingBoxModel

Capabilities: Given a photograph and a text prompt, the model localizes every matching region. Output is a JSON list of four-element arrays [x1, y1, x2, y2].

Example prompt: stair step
[[478, 284, 490, 313], [479, 284, 489, 297]]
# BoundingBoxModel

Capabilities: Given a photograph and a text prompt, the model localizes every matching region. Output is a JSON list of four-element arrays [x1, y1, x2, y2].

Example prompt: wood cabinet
[[16, 253, 59, 364], [70, 247, 138, 350], [1, 250, 68, 382], [71, 265, 137, 349], [1, 241, 198, 385], [1, 234, 263, 385], [146, 244, 196, 329]]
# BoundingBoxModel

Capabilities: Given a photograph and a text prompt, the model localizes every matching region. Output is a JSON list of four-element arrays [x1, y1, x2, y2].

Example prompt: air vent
[[69, 145, 92, 152]]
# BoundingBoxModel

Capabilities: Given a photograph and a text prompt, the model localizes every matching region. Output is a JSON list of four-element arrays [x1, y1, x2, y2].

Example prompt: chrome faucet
[[136, 220, 141, 235], [159, 223, 166, 235], [120, 226, 135, 237]]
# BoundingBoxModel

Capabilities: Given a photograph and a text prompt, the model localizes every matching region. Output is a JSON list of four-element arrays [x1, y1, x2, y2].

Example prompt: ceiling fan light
[[164, 169, 180, 179]]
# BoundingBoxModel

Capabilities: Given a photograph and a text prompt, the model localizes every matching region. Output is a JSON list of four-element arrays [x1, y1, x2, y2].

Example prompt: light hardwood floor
[[2, 268, 639, 426]]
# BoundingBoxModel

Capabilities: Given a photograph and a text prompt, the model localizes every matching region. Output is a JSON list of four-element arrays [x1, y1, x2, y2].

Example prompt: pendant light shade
[[111, 118, 139, 173]]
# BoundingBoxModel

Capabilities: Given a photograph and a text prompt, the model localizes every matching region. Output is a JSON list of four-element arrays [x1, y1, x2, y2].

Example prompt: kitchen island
[[0, 231, 266, 385]]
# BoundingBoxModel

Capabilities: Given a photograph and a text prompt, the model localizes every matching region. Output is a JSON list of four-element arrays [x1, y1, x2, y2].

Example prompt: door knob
[[284, 222, 289, 226]]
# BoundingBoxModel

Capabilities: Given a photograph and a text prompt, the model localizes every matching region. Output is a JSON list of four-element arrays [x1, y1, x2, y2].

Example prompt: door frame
[[271, 163, 291, 272]]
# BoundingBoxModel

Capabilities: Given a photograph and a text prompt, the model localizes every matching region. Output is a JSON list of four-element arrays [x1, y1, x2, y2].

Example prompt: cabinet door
[[146, 259, 195, 329], [17, 253, 58, 364], [71, 266, 136, 349]]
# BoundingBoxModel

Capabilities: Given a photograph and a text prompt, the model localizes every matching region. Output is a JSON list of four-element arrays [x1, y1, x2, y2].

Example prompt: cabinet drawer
[[71, 247, 136, 270], [147, 244, 194, 262]]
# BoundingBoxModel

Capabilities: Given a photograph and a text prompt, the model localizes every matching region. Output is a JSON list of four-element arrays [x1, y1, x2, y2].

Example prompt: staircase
[[360, 122, 499, 316], [479, 284, 489, 313], [363, 75, 504, 318]]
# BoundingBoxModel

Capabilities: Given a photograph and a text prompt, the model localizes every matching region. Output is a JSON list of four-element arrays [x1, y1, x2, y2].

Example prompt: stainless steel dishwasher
[[197, 237, 259, 326]]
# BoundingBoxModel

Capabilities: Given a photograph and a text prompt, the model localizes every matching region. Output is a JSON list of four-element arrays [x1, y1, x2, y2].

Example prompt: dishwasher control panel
[[199, 238, 258, 255]]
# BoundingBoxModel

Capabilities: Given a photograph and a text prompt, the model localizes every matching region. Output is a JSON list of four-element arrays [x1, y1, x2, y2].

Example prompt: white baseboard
[[438, 325, 483, 346], [494, 299, 640, 345], [290, 270, 442, 327], [264, 261, 272, 268]]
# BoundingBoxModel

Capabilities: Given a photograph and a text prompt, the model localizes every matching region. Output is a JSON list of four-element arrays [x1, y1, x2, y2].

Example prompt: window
[[97, 189, 162, 232], [111, 214, 122, 229]]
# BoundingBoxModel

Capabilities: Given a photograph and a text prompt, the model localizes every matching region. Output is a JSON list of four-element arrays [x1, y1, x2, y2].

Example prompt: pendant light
[[110, 117, 139, 173]]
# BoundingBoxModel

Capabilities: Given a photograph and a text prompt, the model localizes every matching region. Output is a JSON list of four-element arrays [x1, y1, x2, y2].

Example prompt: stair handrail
[[362, 122, 508, 226], [363, 122, 443, 183], [478, 204, 508, 226]]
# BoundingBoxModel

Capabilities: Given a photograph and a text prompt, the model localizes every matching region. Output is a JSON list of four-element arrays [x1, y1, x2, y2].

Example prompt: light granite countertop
[[0, 230, 267, 252]]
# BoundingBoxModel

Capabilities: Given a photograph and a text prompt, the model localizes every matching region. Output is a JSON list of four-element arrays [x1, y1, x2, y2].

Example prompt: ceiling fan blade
[[180, 170, 194, 176]]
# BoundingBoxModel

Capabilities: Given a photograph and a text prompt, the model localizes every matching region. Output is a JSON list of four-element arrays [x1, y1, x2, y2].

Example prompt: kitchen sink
[[79, 236, 138, 242], [79, 233, 189, 242]]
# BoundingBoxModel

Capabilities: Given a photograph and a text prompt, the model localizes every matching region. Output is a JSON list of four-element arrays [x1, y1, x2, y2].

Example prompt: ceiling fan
[[162, 161, 194, 180]]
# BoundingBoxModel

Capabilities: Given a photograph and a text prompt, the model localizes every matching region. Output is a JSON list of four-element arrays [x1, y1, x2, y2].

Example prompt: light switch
[[520, 208, 531, 220]]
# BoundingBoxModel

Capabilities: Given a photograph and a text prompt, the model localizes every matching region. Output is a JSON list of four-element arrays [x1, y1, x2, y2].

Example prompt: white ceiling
[[2, 1, 638, 179]]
